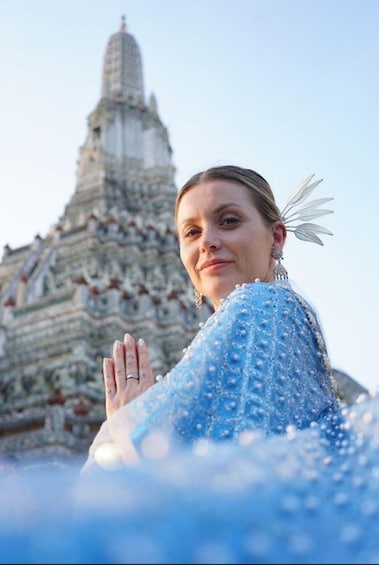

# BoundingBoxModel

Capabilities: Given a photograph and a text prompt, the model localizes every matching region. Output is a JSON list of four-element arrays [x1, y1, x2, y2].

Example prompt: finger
[[103, 357, 116, 418], [103, 357, 115, 392], [124, 333, 139, 385], [113, 340, 127, 388], [137, 338, 154, 392]]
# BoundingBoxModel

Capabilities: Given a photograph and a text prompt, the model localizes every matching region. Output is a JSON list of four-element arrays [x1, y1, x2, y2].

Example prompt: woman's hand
[[103, 333, 154, 418]]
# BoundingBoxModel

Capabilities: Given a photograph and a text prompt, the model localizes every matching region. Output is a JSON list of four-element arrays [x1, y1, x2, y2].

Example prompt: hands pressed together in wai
[[103, 333, 154, 418]]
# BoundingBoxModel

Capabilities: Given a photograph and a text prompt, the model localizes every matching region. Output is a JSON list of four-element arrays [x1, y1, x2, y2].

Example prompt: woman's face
[[176, 179, 285, 309]]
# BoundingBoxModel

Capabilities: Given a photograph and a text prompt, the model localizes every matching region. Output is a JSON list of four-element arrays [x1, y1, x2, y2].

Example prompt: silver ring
[[126, 373, 139, 380]]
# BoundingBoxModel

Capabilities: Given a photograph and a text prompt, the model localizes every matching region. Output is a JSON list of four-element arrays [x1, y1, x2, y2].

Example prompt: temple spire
[[101, 17, 144, 104]]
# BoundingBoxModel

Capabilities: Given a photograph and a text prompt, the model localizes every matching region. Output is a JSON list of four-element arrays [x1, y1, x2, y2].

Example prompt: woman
[[82, 165, 342, 471]]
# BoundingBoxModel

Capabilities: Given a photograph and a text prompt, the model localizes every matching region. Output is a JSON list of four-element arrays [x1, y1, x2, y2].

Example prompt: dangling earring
[[272, 247, 288, 281], [194, 288, 203, 308]]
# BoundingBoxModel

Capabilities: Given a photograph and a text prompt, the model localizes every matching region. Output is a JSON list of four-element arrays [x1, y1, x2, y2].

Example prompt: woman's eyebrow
[[213, 202, 244, 213], [178, 202, 245, 229]]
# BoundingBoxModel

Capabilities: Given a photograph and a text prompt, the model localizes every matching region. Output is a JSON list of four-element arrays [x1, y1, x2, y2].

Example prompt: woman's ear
[[272, 221, 287, 247]]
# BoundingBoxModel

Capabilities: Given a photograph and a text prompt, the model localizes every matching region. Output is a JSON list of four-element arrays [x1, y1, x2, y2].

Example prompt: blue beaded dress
[[1, 280, 379, 564], [83, 280, 342, 471]]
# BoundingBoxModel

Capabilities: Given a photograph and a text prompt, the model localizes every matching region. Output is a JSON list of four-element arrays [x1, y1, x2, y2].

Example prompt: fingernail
[[138, 338, 145, 347], [124, 333, 131, 343]]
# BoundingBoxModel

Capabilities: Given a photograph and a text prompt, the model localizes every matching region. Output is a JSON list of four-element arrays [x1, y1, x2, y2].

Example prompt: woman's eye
[[183, 227, 200, 238], [222, 217, 239, 226]]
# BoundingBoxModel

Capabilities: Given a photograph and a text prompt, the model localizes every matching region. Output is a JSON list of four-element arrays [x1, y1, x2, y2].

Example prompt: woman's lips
[[198, 260, 233, 273]]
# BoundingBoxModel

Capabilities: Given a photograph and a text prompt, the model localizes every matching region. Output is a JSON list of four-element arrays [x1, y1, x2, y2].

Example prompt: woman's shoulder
[[222, 280, 297, 310], [215, 280, 319, 332], [199, 281, 303, 339], [199, 280, 319, 346]]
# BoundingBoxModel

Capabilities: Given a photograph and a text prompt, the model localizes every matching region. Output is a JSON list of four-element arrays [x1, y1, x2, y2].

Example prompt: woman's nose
[[200, 229, 221, 252]]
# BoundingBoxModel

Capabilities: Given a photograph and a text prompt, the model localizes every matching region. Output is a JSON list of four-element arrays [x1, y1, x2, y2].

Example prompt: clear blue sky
[[0, 0, 378, 390]]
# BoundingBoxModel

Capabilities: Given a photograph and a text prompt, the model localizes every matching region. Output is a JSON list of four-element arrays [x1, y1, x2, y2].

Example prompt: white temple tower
[[0, 18, 210, 467]]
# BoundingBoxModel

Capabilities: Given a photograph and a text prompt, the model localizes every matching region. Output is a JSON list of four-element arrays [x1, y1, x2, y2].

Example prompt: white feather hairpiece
[[280, 174, 334, 246]]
